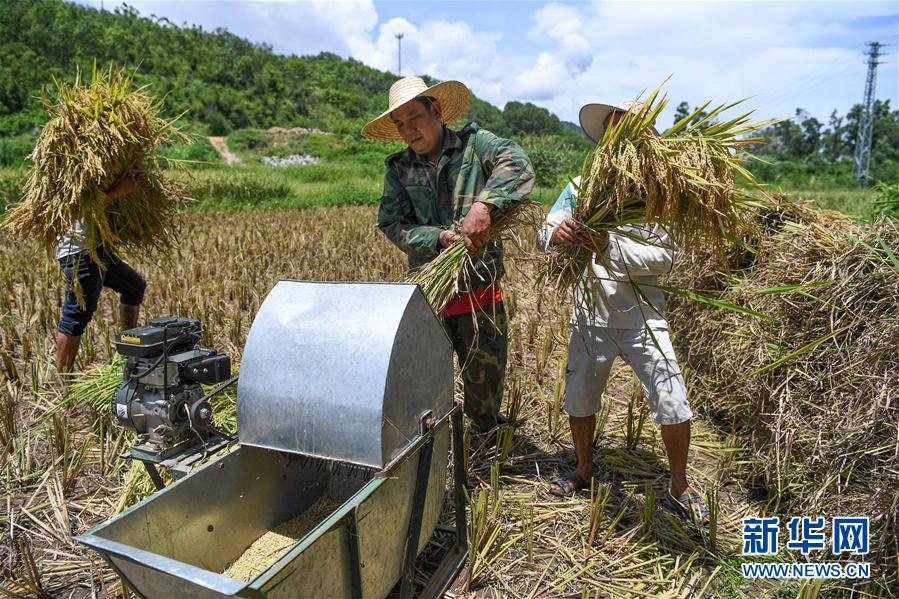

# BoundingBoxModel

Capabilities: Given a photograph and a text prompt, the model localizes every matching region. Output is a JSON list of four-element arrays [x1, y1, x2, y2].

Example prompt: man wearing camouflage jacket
[[363, 76, 535, 432]]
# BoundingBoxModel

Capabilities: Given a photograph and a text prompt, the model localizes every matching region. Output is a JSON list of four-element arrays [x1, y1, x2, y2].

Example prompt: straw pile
[[543, 83, 778, 294], [668, 198, 899, 588], [3, 65, 189, 262], [223, 494, 342, 582]]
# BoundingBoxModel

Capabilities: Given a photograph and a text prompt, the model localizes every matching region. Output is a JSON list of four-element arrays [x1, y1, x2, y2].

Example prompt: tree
[[502, 101, 563, 136]]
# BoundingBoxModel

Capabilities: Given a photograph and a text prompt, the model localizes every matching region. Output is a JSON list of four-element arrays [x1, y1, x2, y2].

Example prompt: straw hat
[[579, 100, 650, 143], [362, 76, 472, 142]]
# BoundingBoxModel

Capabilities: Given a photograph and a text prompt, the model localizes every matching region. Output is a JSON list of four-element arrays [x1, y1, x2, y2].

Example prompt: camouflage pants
[[442, 302, 508, 431]]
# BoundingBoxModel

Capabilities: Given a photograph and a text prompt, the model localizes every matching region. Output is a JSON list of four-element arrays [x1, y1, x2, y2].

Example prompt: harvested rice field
[[1, 204, 896, 597]]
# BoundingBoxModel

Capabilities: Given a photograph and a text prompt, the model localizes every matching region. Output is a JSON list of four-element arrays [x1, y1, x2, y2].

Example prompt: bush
[[227, 128, 269, 152], [872, 181, 899, 216], [520, 134, 583, 188], [183, 169, 291, 206], [0, 135, 37, 167], [310, 183, 380, 207], [157, 138, 221, 166], [748, 157, 856, 188], [0, 168, 26, 215]]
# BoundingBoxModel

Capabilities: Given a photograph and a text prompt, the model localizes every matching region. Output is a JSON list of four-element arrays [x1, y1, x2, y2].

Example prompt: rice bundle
[[668, 198, 899, 590], [410, 200, 541, 311], [3, 65, 189, 263], [544, 82, 779, 293]]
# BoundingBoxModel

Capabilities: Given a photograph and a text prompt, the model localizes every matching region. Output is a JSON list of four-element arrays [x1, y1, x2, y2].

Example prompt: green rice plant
[[624, 376, 648, 450], [114, 459, 162, 513], [464, 482, 519, 591], [182, 169, 291, 206], [592, 395, 612, 447], [494, 423, 514, 465], [56, 358, 123, 418], [641, 483, 656, 535], [3, 64, 191, 265], [587, 481, 612, 546], [547, 353, 566, 440]]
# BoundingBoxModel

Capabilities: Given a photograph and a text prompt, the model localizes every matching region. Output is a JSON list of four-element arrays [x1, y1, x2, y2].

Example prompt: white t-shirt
[[538, 176, 676, 330]]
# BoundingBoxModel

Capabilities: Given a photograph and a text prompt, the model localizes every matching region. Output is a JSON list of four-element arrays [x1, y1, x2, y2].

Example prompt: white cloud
[[527, 1, 898, 124], [78, 0, 898, 124], [510, 3, 594, 101], [89, 1, 379, 58], [349, 16, 509, 108]]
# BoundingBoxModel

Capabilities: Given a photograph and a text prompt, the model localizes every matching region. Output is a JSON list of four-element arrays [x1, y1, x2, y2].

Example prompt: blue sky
[[74, 1, 899, 127]]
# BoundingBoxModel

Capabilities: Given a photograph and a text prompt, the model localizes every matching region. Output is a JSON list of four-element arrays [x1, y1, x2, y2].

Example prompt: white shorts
[[564, 325, 693, 425]]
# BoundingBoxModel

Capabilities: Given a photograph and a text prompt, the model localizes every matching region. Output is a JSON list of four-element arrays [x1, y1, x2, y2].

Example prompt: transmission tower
[[853, 42, 883, 183]]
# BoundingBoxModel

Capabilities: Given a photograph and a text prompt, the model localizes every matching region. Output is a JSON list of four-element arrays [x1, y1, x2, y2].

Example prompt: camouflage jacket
[[377, 123, 535, 292]]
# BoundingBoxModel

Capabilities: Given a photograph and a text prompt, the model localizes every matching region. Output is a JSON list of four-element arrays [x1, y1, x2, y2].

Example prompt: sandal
[[667, 487, 710, 526], [548, 471, 588, 497]]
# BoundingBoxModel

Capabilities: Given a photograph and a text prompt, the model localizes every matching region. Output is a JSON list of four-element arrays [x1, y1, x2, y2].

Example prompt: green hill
[[0, 0, 587, 147]]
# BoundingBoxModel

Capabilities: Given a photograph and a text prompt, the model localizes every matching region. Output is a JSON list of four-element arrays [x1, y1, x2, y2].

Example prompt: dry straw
[[4, 64, 189, 263], [668, 198, 899, 589]]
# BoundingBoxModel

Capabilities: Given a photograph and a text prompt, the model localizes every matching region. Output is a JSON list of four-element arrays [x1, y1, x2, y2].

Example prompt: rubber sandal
[[548, 471, 588, 497], [667, 487, 710, 526]]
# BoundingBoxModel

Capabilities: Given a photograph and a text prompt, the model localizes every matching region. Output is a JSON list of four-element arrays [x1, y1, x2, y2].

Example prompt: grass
[[775, 187, 879, 217]]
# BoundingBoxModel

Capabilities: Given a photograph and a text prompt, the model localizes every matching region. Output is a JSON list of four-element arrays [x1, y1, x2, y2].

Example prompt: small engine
[[113, 317, 231, 449]]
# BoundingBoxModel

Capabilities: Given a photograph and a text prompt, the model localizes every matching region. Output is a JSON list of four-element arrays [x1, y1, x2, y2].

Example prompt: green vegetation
[[1, 0, 894, 219], [675, 100, 899, 187], [872, 180, 899, 216], [0, 0, 588, 148]]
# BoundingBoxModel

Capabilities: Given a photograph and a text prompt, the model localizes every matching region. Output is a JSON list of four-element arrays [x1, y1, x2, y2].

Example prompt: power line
[[759, 53, 860, 109]]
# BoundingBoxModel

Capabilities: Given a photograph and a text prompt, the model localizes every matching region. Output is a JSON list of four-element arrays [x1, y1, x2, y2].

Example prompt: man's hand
[[550, 219, 609, 253], [460, 202, 492, 252], [439, 229, 461, 248], [103, 170, 142, 206], [549, 219, 582, 247], [583, 229, 609, 254]]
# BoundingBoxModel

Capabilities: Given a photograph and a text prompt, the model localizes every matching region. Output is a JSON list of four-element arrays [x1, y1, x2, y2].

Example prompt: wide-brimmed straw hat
[[579, 100, 650, 143], [362, 76, 472, 142]]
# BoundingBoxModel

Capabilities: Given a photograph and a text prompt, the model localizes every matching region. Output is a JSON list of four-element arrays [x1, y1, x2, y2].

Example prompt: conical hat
[[579, 100, 652, 142], [362, 76, 472, 142]]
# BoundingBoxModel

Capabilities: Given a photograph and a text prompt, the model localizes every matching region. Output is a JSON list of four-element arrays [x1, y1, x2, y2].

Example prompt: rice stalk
[[3, 64, 190, 264], [410, 200, 542, 312], [541, 80, 780, 302], [667, 198, 899, 589], [53, 358, 123, 424]]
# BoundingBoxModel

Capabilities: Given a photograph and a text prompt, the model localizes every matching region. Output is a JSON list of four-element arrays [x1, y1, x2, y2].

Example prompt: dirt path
[[208, 136, 241, 165]]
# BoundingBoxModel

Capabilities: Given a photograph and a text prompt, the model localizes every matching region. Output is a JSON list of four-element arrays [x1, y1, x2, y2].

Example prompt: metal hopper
[[76, 281, 469, 598], [237, 280, 455, 469]]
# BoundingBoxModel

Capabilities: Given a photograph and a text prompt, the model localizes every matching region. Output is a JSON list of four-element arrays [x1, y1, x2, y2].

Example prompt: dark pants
[[442, 302, 508, 431], [58, 250, 146, 337]]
